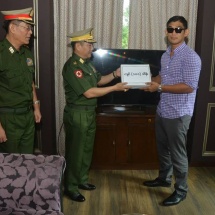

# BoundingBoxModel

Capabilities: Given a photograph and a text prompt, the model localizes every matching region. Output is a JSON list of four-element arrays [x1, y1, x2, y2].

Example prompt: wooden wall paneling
[[190, 0, 215, 165], [37, 0, 55, 154]]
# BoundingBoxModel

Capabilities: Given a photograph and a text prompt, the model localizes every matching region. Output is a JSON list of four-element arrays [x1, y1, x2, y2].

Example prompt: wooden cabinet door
[[92, 112, 159, 169], [114, 118, 129, 164], [92, 123, 116, 167], [128, 117, 159, 167], [92, 115, 129, 168]]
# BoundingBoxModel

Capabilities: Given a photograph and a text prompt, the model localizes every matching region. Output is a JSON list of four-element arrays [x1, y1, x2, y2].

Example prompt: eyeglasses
[[14, 24, 33, 32], [167, 27, 185, 33]]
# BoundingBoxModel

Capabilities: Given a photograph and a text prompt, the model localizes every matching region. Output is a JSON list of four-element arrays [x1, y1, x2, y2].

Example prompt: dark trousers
[[63, 106, 96, 193], [155, 114, 191, 194], [0, 110, 35, 153]]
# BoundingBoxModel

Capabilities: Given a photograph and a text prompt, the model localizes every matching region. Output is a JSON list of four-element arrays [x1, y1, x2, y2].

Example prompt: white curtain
[[129, 0, 198, 49], [53, 0, 124, 155]]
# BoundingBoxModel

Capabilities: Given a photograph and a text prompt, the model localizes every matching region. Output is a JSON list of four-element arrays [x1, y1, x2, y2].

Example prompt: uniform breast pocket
[[5, 70, 24, 89]]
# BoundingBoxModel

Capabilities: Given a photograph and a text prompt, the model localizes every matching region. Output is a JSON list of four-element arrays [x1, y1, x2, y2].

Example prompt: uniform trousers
[[0, 110, 34, 153], [155, 113, 191, 195], [63, 105, 96, 193]]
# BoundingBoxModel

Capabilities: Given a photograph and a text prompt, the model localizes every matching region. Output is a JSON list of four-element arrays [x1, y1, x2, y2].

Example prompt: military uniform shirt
[[62, 53, 101, 106], [0, 38, 34, 108]]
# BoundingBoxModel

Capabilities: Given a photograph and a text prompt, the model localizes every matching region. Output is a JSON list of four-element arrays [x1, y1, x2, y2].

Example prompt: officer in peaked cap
[[62, 28, 129, 202], [0, 8, 41, 153]]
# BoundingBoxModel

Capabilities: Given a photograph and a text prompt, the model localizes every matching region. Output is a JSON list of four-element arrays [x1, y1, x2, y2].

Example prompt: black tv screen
[[91, 48, 165, 107]]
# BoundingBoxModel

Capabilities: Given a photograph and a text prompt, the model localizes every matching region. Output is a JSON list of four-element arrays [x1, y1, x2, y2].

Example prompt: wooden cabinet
[[91, 106, 159, 169]]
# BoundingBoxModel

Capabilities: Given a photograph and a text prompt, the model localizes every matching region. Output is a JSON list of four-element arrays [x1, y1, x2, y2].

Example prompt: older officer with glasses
[[0, 8, 41, 153], [142, 16, 201, 206]]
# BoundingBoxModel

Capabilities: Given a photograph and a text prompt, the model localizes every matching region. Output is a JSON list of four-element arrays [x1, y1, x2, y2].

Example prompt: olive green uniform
[[0, 38, 35, 153], [62, 53, 101, 193]]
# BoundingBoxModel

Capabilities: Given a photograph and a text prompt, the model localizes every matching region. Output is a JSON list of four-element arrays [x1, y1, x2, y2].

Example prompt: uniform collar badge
[[79, 58, 84, 64], [9, 47, 14, 54]]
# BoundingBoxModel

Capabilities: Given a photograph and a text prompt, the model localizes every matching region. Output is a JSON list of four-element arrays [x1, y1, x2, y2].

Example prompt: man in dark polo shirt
[[0, 8, 41, 153]]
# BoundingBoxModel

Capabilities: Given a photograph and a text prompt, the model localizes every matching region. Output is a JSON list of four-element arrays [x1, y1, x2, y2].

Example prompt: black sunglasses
[[167, 27, 185, 33]]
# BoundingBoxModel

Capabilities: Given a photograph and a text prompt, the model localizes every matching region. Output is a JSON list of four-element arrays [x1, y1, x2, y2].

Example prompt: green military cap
[[67, 27, 97, 43], [1, 7, 34, 25]]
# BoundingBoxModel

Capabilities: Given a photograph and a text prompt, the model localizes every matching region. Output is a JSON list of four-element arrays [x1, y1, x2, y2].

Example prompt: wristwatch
[[157, 84, 162, 92], [33, 100, 40, 104]]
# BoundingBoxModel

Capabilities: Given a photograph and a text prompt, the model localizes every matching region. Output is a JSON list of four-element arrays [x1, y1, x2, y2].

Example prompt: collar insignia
[[9, 47, 14, 54], [79, 58, 84, 64]]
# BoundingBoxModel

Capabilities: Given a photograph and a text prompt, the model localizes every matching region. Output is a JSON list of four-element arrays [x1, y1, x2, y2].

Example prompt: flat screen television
[[91, 48, 165, 108]]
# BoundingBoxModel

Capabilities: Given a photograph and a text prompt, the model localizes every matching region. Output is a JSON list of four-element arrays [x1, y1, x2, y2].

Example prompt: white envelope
[[121, 64, 151, 88]]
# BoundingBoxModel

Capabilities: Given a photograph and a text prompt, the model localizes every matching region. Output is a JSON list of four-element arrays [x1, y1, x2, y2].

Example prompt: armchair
[[0, 153, 65, 215]]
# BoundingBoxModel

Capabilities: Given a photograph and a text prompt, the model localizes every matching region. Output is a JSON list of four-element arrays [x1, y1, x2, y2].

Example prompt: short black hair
[[166, 16, 188, 29]]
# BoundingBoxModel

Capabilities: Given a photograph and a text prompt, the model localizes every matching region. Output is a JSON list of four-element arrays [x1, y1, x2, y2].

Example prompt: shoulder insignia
[[73, 61, 77, 65], [74, 70, 83, 78]]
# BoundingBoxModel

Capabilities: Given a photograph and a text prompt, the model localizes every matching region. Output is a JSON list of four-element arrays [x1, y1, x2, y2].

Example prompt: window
[[122, 0, 130, 48]]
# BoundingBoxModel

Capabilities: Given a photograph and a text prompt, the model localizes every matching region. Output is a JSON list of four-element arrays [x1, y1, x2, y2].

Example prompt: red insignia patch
[[74, 70, 83, 78]]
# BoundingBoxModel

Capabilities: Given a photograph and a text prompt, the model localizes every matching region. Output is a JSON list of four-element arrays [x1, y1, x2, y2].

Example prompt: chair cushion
[[0, 153, 65, 213]]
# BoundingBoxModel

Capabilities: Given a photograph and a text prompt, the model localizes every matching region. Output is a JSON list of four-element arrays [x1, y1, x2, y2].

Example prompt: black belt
[[0, 106, 32, 114], [67, 104, 96, 111]]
